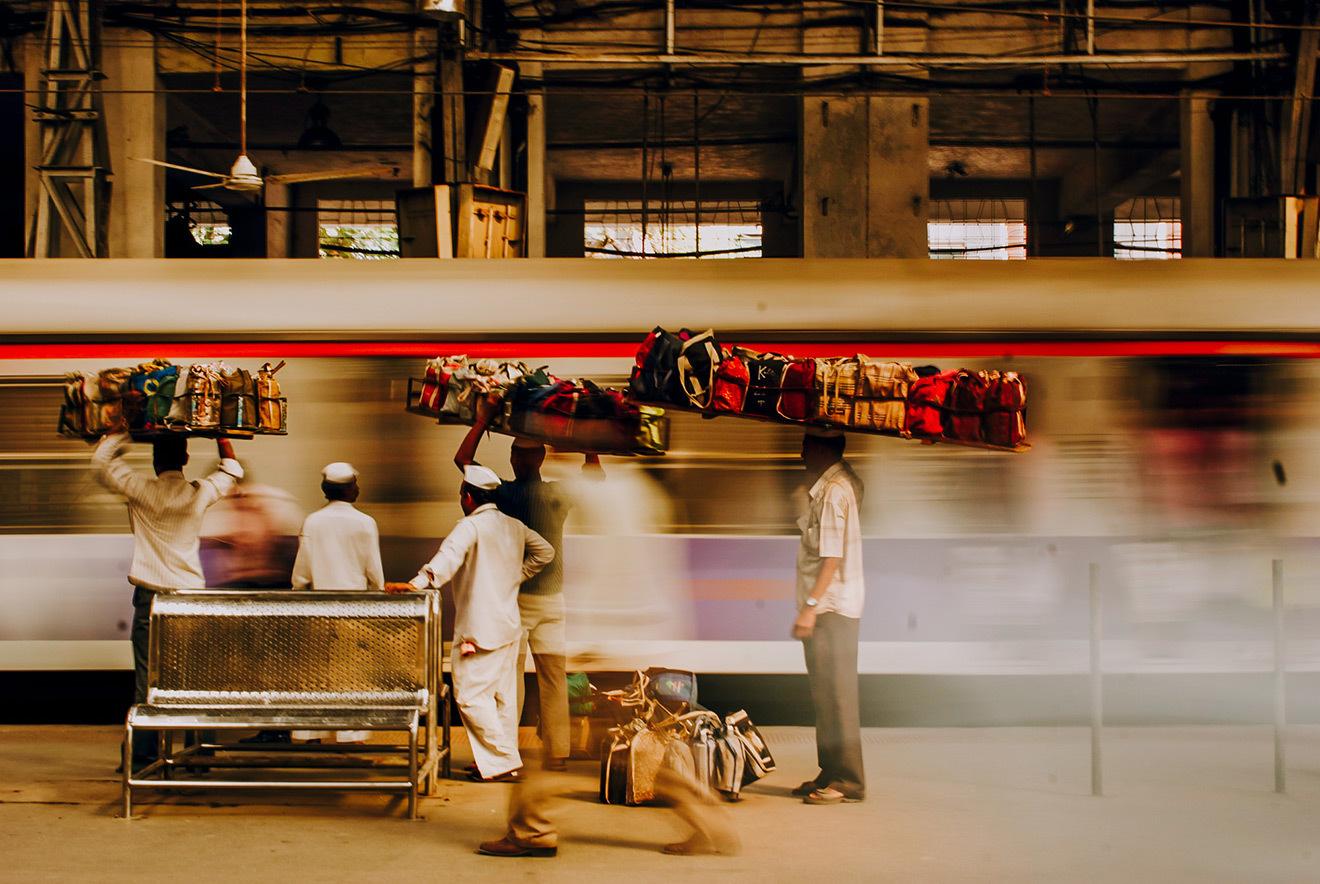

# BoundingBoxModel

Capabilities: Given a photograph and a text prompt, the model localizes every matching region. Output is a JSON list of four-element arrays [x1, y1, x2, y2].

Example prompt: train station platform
[[4, 724, 1319, 883]]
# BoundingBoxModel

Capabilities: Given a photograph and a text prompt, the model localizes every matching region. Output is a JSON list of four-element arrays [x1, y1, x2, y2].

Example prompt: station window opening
[[584, 200, 762, 258], [1114, 197, 1181, 260], [317, 199, 400, 259], [172, 200, 231, 246], [928, 199, 1027, 260]]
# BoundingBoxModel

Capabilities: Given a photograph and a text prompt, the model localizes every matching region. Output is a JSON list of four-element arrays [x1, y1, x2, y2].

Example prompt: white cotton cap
[[322, 462, 358, 484], [463, 464, 502, 490], [804, 426, 845, 439]]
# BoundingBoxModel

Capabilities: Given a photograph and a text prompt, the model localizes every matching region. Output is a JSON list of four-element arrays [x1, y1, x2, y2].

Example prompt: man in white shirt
[[291, 462, 384, 592], [386, 465, 554, 782], [790, 427, 866, 806], [290, 462, 385, 744], [92, 431, 243, 769]]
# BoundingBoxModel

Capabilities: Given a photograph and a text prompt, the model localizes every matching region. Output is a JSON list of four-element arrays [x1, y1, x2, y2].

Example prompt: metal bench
[[123, 590, 450, 819]]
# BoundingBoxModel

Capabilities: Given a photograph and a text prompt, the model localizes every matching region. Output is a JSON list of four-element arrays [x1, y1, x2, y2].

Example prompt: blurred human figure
[[791, 428, 866, 805], [386, 465, 554, 782], [455, 393, 602, 771], [200, 484, 302, 588], [290, 462, 385, 744], [92, 430, 243, 771], [478, 752, 740, 858]]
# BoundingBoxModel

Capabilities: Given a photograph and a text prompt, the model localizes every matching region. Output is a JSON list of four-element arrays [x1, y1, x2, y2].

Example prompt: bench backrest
[[146, 591, 432, 708]]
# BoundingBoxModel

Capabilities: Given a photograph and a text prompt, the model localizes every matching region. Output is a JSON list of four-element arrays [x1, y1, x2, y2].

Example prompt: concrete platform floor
[[4, 725, 1320, 883]]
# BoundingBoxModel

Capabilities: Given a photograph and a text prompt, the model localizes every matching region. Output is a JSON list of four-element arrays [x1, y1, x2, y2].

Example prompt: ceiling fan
[[131, 0, 397, 193]]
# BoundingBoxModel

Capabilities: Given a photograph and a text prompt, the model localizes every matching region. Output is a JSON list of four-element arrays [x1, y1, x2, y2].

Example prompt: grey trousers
[[802, 612, 865, 799]]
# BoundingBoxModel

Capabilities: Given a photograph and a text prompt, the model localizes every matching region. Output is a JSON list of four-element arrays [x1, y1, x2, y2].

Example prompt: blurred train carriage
[[1, 258, 1317, 726]]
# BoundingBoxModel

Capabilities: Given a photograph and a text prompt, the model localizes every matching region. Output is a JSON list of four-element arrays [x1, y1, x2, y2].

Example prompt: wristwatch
[[804, 597, 820, 609]]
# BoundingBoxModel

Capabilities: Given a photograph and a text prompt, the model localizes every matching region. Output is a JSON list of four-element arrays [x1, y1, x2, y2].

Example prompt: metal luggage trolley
[[123, 590, 451, 819]]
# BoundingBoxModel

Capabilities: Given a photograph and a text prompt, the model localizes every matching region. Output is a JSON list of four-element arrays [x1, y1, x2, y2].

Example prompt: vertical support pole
[[1090, 562, 1103, 797], [693, 89, 700, 257], [412, 27, 437, 188], [641, 88, 649, 256], [1274, 558, 1286, 794], [874, 0, 884, 56], [1085, 0, 1094, 55], [665, 0, 675, 55]]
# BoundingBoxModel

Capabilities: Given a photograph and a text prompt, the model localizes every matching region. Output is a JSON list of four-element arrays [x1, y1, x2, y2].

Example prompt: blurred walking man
[[791, 427, 866, 805], [387, 465, 554, 782], [93, 431, 243, 770]]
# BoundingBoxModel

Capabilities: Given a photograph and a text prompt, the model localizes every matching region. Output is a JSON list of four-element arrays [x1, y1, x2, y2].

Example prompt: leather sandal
[[477, 835, 557, 858], [791, 780, 821, 797], [804, 787, 862, 805]]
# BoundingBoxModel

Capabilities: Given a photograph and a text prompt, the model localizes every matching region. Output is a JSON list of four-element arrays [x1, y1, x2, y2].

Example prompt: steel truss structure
[[27, 0, 111, 258]]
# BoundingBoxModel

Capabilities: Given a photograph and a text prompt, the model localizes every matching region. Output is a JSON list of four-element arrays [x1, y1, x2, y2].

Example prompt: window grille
[[171, 200, 231, 246], [1114, 197, 1181, 260], [584, 200, 762, 259], [317, 199, 399, 260], [928, 199, 1027, 260]]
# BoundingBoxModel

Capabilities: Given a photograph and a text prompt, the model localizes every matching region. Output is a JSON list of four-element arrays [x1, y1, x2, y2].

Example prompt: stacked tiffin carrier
[[629, 327, 1028, 451], [406, 356, 669, 455], [58, 359, 288, 440]]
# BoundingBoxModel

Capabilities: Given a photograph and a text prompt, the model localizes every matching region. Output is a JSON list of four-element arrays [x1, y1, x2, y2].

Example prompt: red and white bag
[[710, 355, 750, 412]]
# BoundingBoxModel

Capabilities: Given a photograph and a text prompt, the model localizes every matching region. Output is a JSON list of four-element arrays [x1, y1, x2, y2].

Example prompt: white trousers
[[452, 638, 522, 778]]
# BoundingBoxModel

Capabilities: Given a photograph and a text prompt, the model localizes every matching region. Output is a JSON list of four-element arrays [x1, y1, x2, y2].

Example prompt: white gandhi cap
[[463, 464, 502, 490], [322, 462, 358, 483]]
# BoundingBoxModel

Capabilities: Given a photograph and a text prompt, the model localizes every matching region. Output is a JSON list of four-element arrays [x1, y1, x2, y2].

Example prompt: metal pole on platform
[[1090, 562, 1102, 797], [1274, 558, 1286, 794]]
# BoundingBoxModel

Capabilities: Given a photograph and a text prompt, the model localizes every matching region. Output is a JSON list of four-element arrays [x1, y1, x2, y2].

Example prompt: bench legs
[[122, 722, 132, 819]]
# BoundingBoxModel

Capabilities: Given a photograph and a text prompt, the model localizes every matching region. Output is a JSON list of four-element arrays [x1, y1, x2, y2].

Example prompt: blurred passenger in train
[[289, 462, 384, 745], [791, 428, 866, 806], [92, 430, 243, 771], [385, 465, 554, 782], [454, 393, 603, 772]]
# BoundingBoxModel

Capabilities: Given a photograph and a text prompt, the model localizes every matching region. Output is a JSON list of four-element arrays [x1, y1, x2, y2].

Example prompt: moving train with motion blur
[[5, 258, 1320, 726]]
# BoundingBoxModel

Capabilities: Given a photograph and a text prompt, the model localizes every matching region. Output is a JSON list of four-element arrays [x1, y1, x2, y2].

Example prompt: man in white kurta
[[390, 466, 554, 780], [290, 462, 385, 743]]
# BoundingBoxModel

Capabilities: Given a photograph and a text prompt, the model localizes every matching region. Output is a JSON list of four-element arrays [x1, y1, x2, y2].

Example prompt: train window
[[928, 199, 1027, 260], [583, 200, 762, 259], [1114, 197, 1181, 260], [317, 199, 400, 259]]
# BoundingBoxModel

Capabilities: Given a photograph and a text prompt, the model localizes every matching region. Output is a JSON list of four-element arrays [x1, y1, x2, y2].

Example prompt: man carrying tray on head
[[453, 393, 603, 772], [386, 465, 555, 782], [92, 429, 244, 772]]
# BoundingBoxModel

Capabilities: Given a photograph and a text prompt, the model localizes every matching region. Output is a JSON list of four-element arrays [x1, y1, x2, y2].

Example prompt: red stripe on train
[[4, 341, 1320, 359]]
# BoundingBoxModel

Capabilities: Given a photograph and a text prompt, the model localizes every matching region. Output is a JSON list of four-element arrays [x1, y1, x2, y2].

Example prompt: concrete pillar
[[524, 62, 546, 258], [102, 31, 165, 257], [24, 35, 46, 254], [801, 94, 929, 257], [1180, 91, 1216, 257], [413, 28, 437, 188], [266, 182, 291, 258]]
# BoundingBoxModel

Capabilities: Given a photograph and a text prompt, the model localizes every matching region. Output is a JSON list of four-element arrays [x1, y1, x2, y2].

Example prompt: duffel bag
[[854, 358, 915, 434], [96, 367, 130, 432], [726, 709, 776, 785], [735, 347, 787, 418], [947, 369, 992, 442], [710, 354, 749, 412], [677, 329, 722, 408], [256, 360, 286, 432], [58, 372, 93, 438], [599, 726, 671, 806], [983, 371, 1027, 448], [906, 368, 957, 438], [219, 367, 257, 429], [419, 355, 465, 412], [777, 358, 815, 421], [643, 668, 697, 713], [135, 361, 179, 429], [630, 327, 687, 403], [633, 405, 669, 455]]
